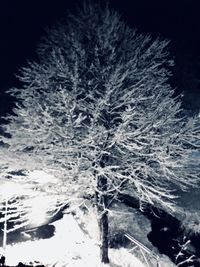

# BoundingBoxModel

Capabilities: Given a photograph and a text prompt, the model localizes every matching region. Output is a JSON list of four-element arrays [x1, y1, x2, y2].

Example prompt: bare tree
[[1, 3, 200, 263]]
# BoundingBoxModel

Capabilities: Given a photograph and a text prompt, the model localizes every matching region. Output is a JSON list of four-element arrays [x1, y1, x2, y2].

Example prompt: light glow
[[28, 170, 57, 184], [25, 196, 52, 227], [0, 182, 27, 200]]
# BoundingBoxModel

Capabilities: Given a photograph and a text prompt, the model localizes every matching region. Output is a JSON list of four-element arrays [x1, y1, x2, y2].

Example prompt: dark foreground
[[3, 264, 45, 267]]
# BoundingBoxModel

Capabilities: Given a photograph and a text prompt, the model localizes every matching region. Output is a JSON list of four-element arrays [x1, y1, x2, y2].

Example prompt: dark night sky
[[0, 0, 200, 114]]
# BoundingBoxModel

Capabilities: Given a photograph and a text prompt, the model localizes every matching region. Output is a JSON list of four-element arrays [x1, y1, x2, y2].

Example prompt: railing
[[124, 233, 160, 267]]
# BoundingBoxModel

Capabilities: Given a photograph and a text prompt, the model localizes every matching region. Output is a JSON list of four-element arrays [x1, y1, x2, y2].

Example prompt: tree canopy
[[1, 2, 200, 263]]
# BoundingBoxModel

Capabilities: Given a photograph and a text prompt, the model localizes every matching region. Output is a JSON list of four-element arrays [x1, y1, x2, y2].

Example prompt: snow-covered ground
[[2, 214, 145, 267]]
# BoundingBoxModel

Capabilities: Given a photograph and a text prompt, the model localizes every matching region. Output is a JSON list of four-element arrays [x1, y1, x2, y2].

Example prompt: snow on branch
[[1, 3, 200, 215]]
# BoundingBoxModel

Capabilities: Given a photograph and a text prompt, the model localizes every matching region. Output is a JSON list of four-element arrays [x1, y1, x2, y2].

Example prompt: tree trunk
[[96, 175, 109, 264], [99, 196, 109, 263]]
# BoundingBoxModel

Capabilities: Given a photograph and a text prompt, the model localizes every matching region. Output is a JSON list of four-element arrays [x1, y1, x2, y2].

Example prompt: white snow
[[2, 214, 145, 267], [28, 170, 58, 184]]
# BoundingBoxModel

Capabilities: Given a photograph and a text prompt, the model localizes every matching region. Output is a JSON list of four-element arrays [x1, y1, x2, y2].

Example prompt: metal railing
[[124, 233, 160, 267]]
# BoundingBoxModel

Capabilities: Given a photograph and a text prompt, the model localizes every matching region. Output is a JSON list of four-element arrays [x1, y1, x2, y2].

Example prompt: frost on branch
[[1, 1, 200, 226]]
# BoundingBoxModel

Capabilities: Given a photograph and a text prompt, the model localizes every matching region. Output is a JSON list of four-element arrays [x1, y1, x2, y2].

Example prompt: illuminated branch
[[1, 2, 200, 263]]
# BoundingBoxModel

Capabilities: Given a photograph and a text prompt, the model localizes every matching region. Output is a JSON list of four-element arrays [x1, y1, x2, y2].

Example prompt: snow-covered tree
[[1, 3, 200, 263], [0, 179, 32, 250], [0, 173, 69, 251], [0, 151, 68, 251]]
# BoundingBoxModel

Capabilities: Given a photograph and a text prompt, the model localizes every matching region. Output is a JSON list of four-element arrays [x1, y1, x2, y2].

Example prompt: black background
[[0, 0, 200, 114]]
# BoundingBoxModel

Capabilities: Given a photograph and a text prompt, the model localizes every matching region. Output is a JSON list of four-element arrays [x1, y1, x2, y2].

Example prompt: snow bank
[[2, 214, 145, 267]]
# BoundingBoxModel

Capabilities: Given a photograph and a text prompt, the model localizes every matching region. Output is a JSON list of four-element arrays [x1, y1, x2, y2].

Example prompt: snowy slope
[[2, 214, 145, 267]]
